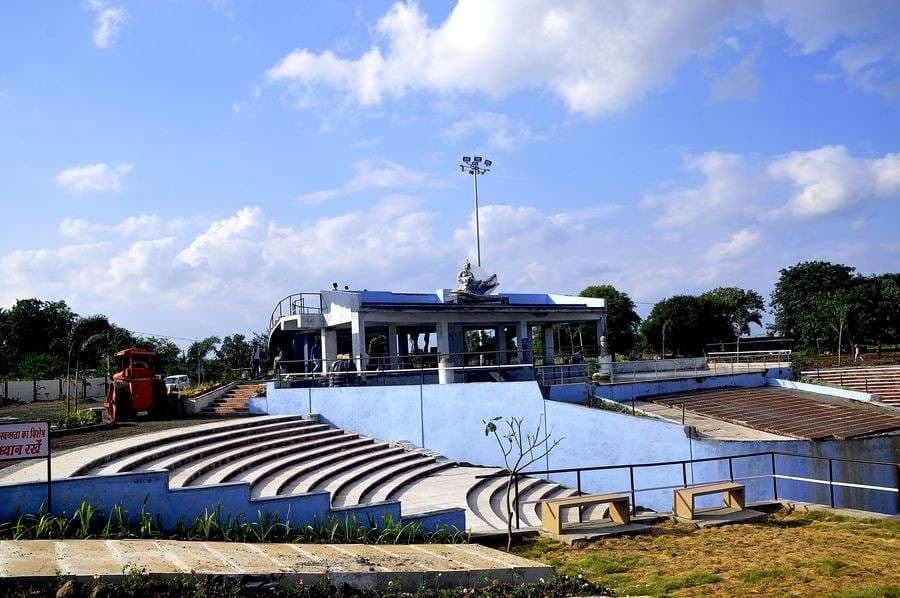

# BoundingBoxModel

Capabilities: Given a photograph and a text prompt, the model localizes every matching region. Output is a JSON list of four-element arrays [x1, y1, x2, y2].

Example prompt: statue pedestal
[[438, 356, 455, 384]]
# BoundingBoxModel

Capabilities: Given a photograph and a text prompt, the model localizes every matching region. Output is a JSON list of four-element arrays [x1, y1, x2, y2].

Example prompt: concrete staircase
[[201, 381, 260, 415], [10, 414, 586, 534], [802, 366, 900, 407]]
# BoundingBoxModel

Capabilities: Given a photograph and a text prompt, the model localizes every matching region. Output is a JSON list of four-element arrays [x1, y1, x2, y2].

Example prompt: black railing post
[[771, 453, 778, 500], [682, 462, 688, 488], [514, 474, 520, 529], [576, 470, 583, 522], [728, 456, 734, 482], [681, 404, 685, 425], [828, 458, 835, 508], [630, 466, 636, 514]]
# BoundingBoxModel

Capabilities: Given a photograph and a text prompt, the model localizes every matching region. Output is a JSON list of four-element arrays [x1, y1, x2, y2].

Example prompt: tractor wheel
[[151, 379, 169, 418], [106, 382, 132, 423]]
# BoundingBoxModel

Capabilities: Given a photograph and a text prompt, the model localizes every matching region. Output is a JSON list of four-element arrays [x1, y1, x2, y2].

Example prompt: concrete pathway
[[0, 540, 552, 589]]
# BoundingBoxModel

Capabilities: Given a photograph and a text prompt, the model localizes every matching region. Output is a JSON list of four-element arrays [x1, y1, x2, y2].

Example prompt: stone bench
[[673, 482, 745, 520], [541, 492, 630, 535]]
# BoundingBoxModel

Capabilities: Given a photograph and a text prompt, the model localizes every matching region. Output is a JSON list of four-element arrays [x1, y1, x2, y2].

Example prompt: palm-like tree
[[187, 336, 221, 383], [66, 315, 112, 410]]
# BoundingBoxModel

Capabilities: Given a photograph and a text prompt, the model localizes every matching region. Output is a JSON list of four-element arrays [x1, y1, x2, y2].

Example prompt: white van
[[164, 375, 191, 392]]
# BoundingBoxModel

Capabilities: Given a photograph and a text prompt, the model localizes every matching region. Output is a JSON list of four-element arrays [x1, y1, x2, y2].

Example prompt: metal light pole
[[661, 319, 671, 360], [459, 156, 492, 267]]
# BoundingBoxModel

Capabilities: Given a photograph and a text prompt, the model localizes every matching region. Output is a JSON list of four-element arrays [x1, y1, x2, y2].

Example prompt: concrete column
[[542, 325, 555, 365], [387, 324, 399, 369], [351, 312, 367, 372], [596, 318, 608, 345], [320, 328, 337, 373], [517, 321, 531, 364], [495, 326, 508, 365], [436, 320, 453, 383]]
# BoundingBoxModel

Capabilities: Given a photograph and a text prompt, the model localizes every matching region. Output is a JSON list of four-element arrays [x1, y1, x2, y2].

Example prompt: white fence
[[1, 377, 109, 403]]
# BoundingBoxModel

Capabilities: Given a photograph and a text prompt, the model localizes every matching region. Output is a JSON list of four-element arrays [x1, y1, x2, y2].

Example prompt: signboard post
[[0, 421, 51, 511]]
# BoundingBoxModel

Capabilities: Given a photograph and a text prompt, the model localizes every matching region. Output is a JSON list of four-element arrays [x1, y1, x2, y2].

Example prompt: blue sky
[[1, 0, 899, 343]]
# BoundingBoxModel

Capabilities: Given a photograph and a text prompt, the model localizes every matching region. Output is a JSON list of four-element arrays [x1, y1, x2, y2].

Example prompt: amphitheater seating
[[801, 365, 900, 406], [18, 414, 584, 533]]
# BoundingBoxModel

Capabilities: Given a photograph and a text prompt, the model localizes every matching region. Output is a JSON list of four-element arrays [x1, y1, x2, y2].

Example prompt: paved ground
[[0, 540, 552, 589]]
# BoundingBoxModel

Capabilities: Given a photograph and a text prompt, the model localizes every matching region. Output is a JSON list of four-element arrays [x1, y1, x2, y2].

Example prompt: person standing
[[251, 343, 262, 379]]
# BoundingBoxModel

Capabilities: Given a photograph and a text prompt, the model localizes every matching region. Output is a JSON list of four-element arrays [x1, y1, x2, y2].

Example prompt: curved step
[[287, 446, 408, 496], [88, 419, 314, 475], [167, 427, 350, 487], [114, 423, 330, 475], [508, 479, 560, 528], [192, 434, 366, 486], [331, 453, 437, 507], [488, 476, 546, 529], [71, 416, 306, 476], [203, 434, 374, 486], [252, 442, 394, 498], [367, 461, 457, 504], [467, 475, 511, 530]]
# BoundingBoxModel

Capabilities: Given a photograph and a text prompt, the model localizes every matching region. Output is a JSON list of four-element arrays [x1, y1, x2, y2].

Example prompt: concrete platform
[[674, 507, 767, 528], [0, 540, 553, 590], [541, 521, 652, 545]]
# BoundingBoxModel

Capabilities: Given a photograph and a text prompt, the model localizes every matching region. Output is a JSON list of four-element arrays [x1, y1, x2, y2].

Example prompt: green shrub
[[53, 407, 101, 429]]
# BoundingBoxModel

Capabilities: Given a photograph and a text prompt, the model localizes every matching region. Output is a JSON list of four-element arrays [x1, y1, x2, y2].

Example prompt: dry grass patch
[[512, 507, 899, 597]]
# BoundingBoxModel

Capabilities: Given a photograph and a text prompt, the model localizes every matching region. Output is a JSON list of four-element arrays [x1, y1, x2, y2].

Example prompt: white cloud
[[643, 152, 757, 228], [764, 0, 900, 97], [56, 162, 133, 195], [86, 1, 127, 49], [706, 228, 761, 262], [297, 159, 441, 204], [59, 215, 185, 241], [768, 145, 900, 217], [177, 206, 262, 269], [710, 50, 759, 102], [646, 145, 900, 225], [265, 1, 900, 115], [266, 0, 739, 117], [442, 112, 539, 151]]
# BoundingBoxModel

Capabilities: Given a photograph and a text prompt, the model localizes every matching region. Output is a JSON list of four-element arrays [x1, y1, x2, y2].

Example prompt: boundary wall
[[0, 470, 464, 532], [2, 377, 108, 403], [255, 379, 899, 515]]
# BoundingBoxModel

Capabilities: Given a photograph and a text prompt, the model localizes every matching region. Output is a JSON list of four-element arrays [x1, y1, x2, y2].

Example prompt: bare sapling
[[483, 415, 563, 551]]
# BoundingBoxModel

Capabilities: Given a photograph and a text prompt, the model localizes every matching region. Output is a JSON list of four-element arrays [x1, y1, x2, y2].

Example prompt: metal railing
[[477, 450, 900, 529], [268, 293, 323, 334]]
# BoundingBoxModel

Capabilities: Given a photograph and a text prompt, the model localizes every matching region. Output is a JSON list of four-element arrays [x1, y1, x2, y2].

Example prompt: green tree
[[770, 261, 858, 350], [0, 299, 76, 377], [700, 287, 765, 353], [187, 336, 221, 383], [216, 334, 252, 377], [579, 284, 641, 358], [640, 295, 712, 357]]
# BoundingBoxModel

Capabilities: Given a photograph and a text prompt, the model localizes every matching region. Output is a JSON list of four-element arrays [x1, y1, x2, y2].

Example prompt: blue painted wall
[[0, 470, 465, 532], [258, 380, 898, 515]]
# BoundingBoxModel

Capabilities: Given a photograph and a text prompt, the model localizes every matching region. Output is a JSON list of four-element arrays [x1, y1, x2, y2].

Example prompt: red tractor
[[105, 347, 171, 423]]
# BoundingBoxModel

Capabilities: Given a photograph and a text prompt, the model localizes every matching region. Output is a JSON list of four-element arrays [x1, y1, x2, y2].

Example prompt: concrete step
[[329, 453, 437, 507], [366, 461, 457, 505], [491, 477, 550, 529], [90, 419, 318, 475], [208, 436, 371, 487], [288, 446, 408, 497], [71, 416, 307, 477], [168, 427, 349, 487], [131, 423, 332, 474], [467, 474, 510, 530], [252, 442, 394, 498]]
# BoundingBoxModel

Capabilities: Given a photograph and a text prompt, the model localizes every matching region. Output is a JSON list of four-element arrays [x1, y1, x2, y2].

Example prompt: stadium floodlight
[[457, 155, 492, 267]]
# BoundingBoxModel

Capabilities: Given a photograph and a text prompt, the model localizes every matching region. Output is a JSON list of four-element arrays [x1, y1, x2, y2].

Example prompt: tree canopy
[[579, 284, 641, 358]]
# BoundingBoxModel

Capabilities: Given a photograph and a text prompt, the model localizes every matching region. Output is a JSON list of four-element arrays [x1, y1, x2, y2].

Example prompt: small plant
[[53, 406, 101, 429]]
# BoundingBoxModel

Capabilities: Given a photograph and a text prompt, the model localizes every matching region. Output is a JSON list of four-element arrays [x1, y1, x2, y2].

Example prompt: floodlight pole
[[473, 169, 481, 267], [460, 156, 491, 268]]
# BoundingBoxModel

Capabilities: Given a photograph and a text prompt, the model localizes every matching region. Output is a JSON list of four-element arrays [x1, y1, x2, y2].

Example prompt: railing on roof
[[268, 293, 323, 335], [476, 451, 900, 528]]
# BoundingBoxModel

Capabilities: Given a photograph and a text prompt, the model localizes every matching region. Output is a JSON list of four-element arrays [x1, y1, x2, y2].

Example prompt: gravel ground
[[0, 397, 224, 469]]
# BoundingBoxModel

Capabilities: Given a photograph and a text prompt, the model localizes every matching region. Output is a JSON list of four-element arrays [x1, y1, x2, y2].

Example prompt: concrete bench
[[673, 482, 745, 520], [541, 492, 630, 535]]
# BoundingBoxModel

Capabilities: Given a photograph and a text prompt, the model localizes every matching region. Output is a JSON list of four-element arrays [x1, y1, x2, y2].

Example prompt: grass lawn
[[511, 507, 900, 597]]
